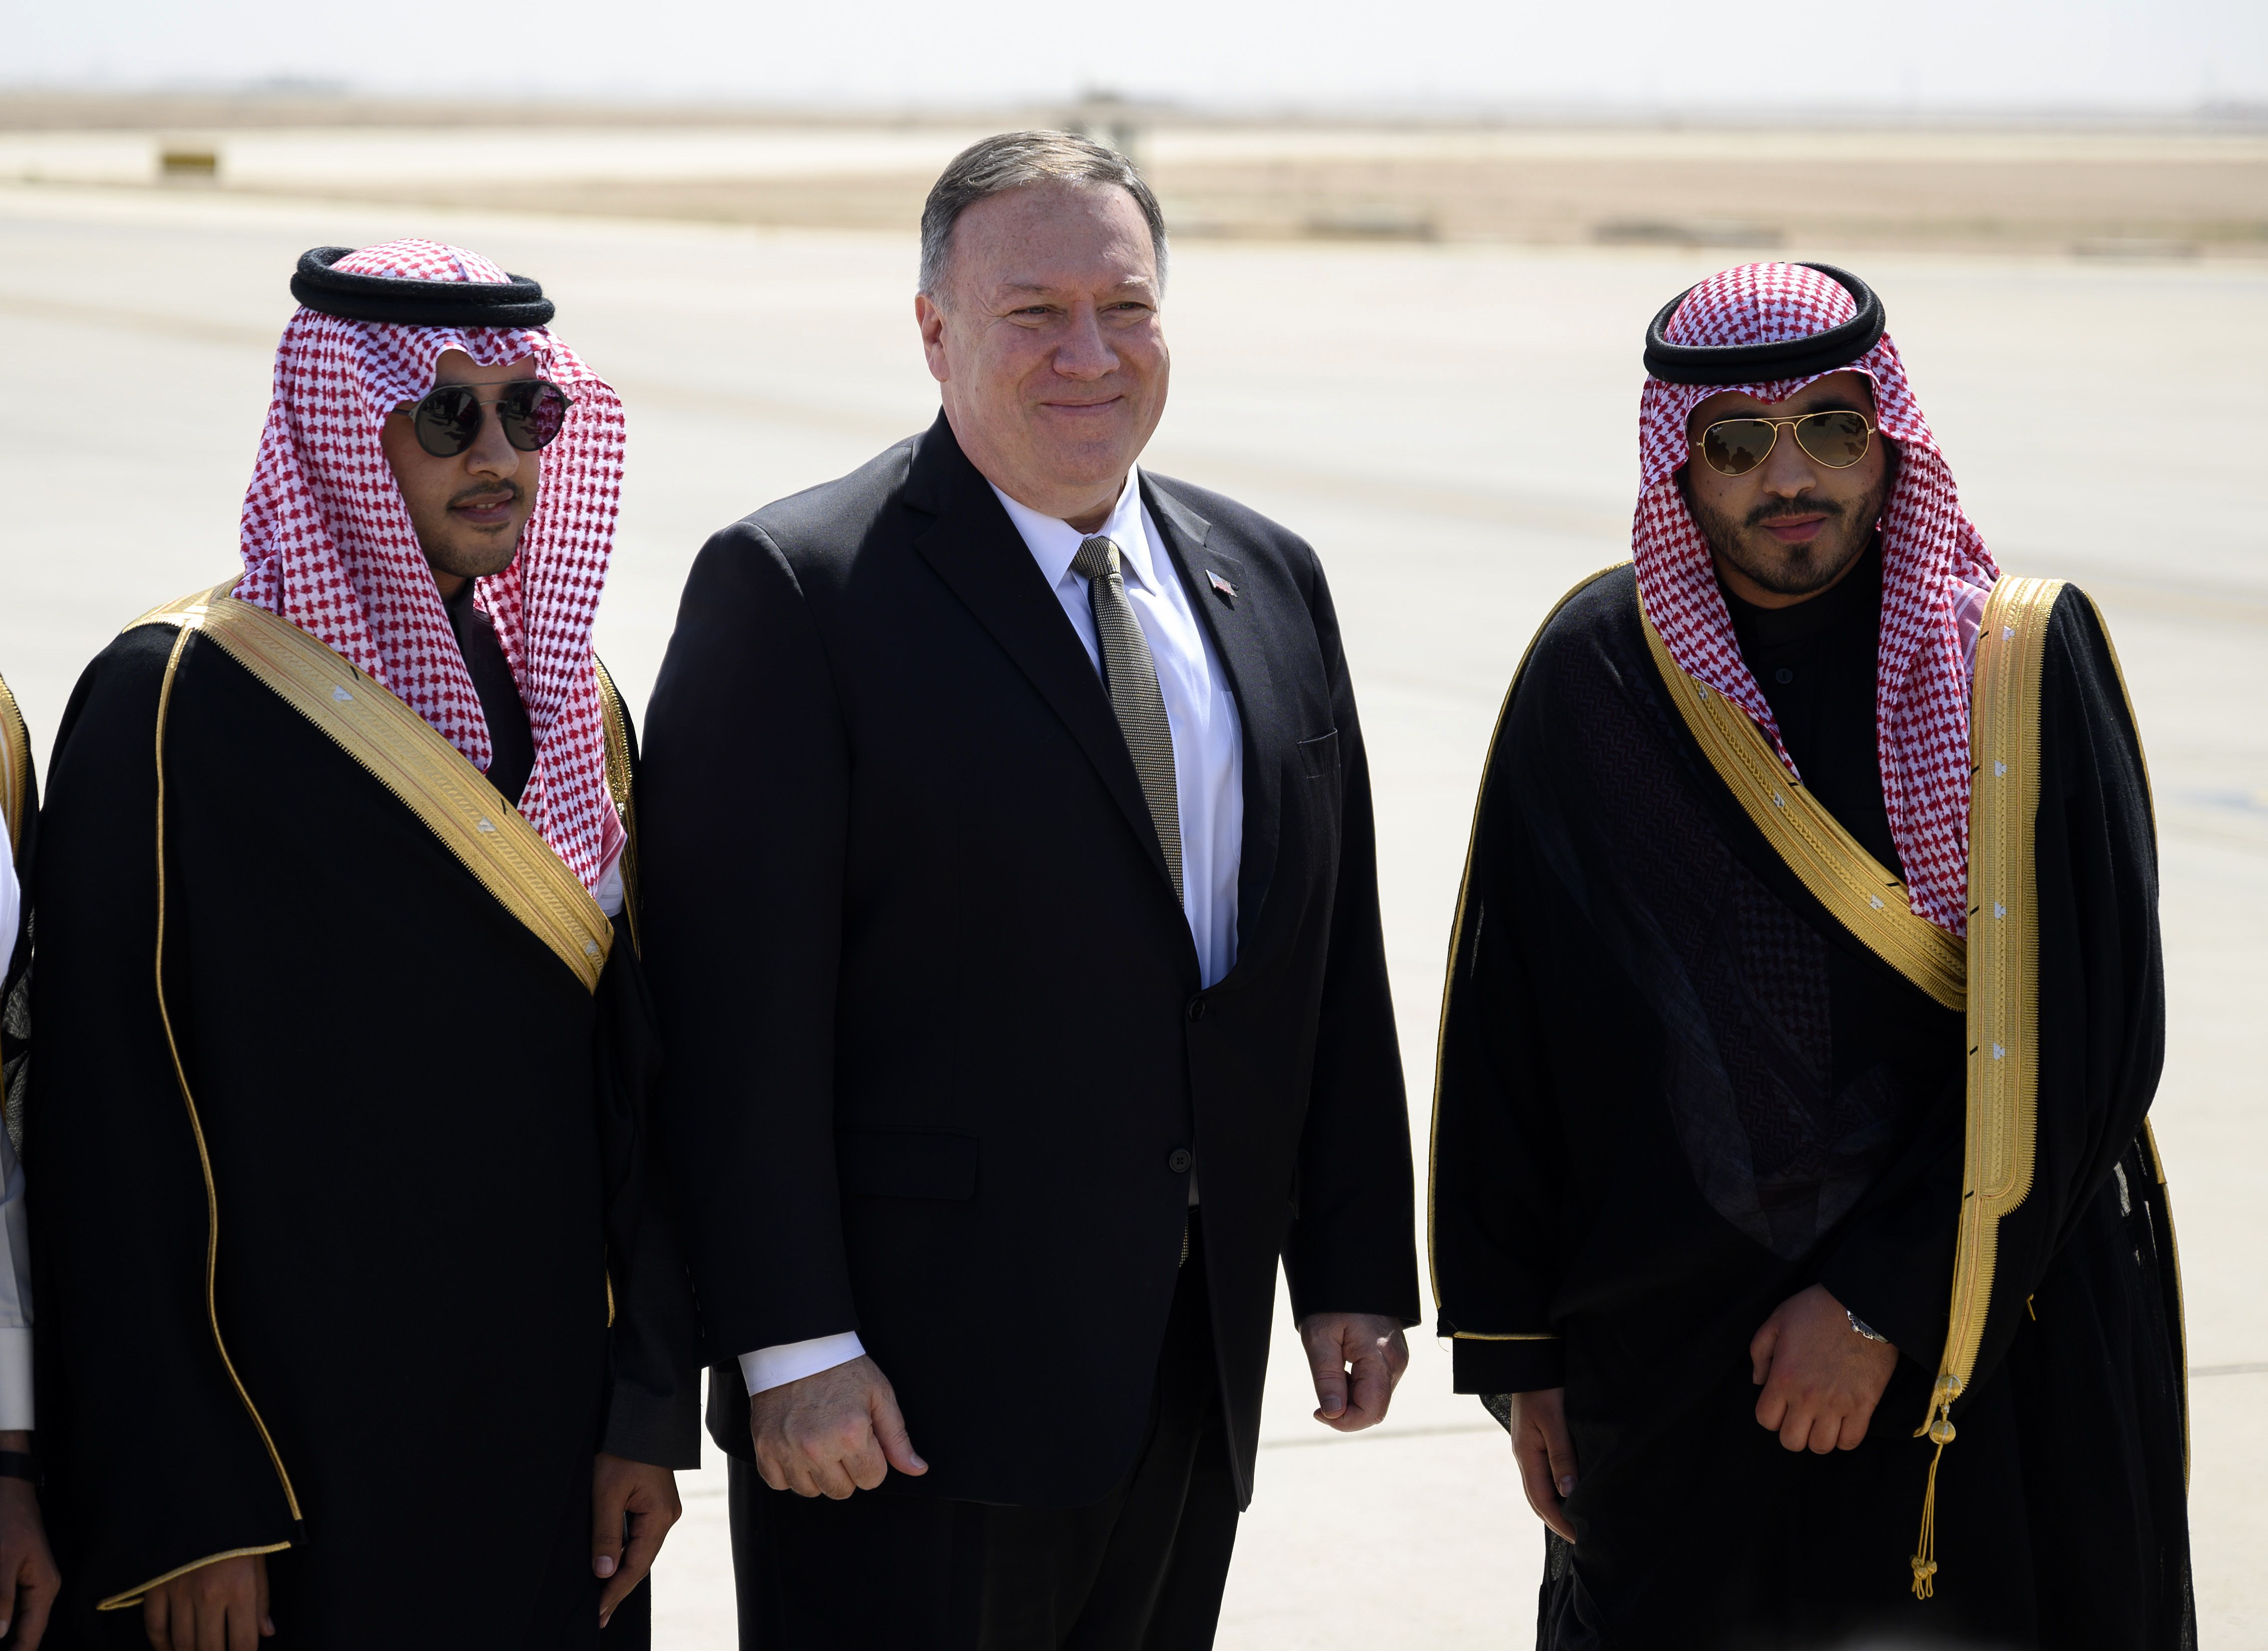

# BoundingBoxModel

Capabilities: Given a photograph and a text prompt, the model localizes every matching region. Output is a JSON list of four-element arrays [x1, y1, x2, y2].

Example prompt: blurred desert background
[[4, 87, 2264, 258], [3, 0, 2265, 1645]]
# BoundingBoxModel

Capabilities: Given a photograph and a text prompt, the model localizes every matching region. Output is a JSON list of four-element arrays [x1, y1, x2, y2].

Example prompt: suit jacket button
[[1168, 1148, 1194, 1174], [1187, 997, 1207, 1022]]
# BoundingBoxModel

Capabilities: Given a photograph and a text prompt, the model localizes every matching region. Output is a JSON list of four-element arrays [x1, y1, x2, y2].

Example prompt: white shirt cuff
[[739, 1331, 866, 1396], [0, 1328, 32, 1431]]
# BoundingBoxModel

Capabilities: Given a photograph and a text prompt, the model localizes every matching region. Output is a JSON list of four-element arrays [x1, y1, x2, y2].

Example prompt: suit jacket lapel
[[1143, 476, 1285, 973], [905, 415, 1182, 906]]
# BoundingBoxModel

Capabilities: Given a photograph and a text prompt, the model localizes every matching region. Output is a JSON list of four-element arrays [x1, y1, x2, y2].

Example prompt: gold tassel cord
[[1910, 1374, 1961, 1600]]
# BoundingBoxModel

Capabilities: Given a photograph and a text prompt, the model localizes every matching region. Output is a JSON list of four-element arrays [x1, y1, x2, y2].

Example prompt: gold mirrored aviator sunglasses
[[1692, 410, 1877, 477]]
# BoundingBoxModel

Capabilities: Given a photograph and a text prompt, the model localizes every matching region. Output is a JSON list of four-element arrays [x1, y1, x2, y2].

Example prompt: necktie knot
[[1066, 530, 1182, 903], [1071, 534, 1121, 585]]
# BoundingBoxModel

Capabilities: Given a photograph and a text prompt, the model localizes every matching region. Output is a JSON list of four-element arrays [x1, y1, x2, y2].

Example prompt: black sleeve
[[1427, 687, 1570, 1394], [639, 523, 857, 1361], [1815, 1087, 1964, 1367], [1277, 550, 1421, 1327], [31, 631, 299, 1605], [593, 698, 703, 1467], [594, 755, 705, 1488]]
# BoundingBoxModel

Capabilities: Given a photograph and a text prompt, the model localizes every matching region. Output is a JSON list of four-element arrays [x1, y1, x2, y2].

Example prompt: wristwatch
[[1846, 1310, 1890, 1344], [0, 1450, 38, 1486]]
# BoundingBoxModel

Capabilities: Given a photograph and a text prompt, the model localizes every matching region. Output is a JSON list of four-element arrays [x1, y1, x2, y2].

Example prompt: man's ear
[[915, 292, 951, 386]]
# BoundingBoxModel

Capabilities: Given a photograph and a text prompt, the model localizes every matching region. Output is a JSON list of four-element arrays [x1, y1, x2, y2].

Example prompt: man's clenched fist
[[1750, 1283, 1898, 1453], [751, 1354, 929, 1499]]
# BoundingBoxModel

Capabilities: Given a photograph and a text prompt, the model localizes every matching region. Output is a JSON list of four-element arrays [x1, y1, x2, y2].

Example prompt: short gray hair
[[918, 129, 1168, 301]]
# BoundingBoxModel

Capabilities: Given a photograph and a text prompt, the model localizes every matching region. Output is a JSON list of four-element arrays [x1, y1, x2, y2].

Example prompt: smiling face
[[377, 349, 543, 600], [916, 178, 1168, 532], [1681, 370, 1893, 609]]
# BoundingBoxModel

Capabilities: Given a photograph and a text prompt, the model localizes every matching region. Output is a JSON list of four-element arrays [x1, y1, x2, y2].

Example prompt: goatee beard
[[1686, 482, 1888, 600]]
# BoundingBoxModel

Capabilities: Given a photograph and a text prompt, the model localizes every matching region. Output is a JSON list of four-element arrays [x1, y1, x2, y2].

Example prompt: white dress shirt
[[0, 848, 31, 1429], [739, 465, 1246, 1397]]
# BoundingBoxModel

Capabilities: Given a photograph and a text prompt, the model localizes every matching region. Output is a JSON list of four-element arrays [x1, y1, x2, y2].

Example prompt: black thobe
[[28, 601, 700, 1648], [1430, 554, 2192, 1649]]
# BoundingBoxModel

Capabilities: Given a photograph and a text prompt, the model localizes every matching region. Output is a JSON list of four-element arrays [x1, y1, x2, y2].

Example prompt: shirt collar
[[990, 467, 1160, 597]]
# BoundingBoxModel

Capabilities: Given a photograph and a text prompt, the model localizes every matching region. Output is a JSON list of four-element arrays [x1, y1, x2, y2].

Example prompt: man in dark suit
[[640, 129, 1420, 1649]]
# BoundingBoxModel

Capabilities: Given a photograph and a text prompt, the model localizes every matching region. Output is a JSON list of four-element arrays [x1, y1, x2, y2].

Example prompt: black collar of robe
[[443, 580, 536, 807]]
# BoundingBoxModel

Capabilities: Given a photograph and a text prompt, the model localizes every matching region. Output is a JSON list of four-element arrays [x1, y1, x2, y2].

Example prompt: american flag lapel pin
[[1206, 569, 1236, 605]]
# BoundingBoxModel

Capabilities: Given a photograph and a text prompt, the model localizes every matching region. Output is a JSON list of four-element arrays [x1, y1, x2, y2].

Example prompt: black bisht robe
[[29, 612, 701, 1648], [1430, 560, 2191, 1649]]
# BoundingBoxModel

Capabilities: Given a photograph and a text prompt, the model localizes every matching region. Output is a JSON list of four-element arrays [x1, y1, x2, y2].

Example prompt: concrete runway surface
[[0, 182, 2261, 1647]]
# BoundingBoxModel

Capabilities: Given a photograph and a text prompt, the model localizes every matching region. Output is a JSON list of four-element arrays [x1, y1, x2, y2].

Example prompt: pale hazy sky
[[4, 0, 2264, 112]]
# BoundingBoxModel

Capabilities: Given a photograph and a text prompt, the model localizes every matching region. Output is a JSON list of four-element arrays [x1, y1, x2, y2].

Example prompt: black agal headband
[[289, 246, 555, 329], [1642, 263, 1885, 387]]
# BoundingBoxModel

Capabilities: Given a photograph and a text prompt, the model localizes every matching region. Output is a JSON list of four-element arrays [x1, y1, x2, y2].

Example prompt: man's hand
[[1296, 1313, 1409, 1433], [1750, 1282, 1898, 1453], [1505, 1387, 1579, 1544], [750, 1355, 927, 1499], [0, 1466, 58, 1650], [592, 1454, 682, 1629], [143, 1553, 270, 1651]]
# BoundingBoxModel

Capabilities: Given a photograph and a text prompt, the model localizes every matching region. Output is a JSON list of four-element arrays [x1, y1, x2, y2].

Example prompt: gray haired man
[[639, 132, 1421, 1648]]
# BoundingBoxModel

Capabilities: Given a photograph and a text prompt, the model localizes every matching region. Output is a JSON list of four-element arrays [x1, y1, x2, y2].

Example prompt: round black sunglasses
[[396, 380, 574, 458]]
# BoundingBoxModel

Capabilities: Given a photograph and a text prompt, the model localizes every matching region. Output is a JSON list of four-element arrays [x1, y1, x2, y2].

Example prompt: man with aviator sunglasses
[[1431, 262, 2189, 1647], [31, 241, 699, 1650]]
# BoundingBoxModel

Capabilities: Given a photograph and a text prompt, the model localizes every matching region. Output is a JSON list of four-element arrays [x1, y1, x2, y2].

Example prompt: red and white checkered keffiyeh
[[1632, 262, 1997, 935], [236, 238, 625, 892]]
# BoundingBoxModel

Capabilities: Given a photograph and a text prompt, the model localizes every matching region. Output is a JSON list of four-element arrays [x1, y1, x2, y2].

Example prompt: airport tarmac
[[0, 182, 2261, 1646]]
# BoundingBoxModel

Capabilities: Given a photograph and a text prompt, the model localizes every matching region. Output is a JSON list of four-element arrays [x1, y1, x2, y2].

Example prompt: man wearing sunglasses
[[30, 240, 698, 1650], [1431, 262, 2189, 1648]]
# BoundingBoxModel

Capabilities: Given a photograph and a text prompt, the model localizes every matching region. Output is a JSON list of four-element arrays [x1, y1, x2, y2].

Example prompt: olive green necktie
[[1069, 535, 1182, 901]]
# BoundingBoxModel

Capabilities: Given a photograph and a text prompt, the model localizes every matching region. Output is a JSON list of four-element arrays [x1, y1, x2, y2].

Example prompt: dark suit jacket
[[640, 412, 1418, 1509]]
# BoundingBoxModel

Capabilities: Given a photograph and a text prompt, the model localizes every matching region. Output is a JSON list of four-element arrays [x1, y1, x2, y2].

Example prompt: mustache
[[449, 480, 525, 509], [1744, 495, 1847, 530]]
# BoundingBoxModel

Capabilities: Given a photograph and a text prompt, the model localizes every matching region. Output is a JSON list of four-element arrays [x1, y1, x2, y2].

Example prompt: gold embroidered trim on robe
[[0, 671, 29, 858], [1427, 562, 1629, 1323], [1638, 603, 1966, 1013], [129, 582, 614, 993], [97, 1544, 297, 1614], [1908, 573, 2063, 1598], [1452, 1332, 1561, 1342]]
